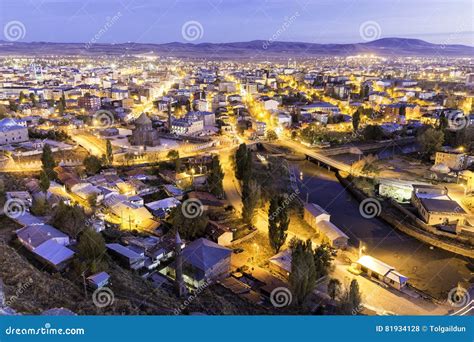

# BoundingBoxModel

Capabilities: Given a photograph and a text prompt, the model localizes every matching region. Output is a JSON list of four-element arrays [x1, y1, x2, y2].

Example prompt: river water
[[290, 160, 473, 300]]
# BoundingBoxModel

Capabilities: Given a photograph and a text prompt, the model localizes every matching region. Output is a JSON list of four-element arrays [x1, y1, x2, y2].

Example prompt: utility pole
[[81, 272, 87, 298]]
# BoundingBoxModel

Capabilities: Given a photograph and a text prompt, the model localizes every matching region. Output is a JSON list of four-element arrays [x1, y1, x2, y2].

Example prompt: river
[[290, 159, 473, 300]]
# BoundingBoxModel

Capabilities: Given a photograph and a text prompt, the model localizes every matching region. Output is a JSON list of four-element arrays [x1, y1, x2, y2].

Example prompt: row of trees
[[289, 239, 334, 305], [327, 278, 363, 314], [235, 144, 262, 225]]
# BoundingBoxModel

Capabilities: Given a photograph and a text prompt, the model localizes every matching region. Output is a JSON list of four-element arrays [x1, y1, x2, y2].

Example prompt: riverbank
[[336, 172, 474, 259], [290, 159, 472, 299]]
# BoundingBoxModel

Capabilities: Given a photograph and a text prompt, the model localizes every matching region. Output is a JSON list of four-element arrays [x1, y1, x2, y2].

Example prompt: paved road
[[330, 260, 450, 315], [221, 148, 243, 214]]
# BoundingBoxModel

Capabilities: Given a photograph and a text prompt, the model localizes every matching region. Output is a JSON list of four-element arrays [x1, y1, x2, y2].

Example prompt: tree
[[289, 239, 317, 305], [170, 205, 209, 240], [105, 140, 114, 166], [167, 149, 181, 172], [83, 155, 103, 175], [417, 127, 444, 160], [39, 170, 50, 194], [352, 108, 361, 132], [75, 228, 107, 275], [327, 278, 341, 301], [266, 129, 278, 142], [313, 243, 333, 279], [41, 144, 57, 179], [51, 201, 87, 239], [268, 195, 290, 253], [30, 196, 48, 216], [399, 104, 406, 118], [339, 279, 362, 314], [242, 178, 260, 224], [60, 93, 66, 109], [351, 154, 381, 176], [0, 105, 7, 119], [438, 112, 449, 131], [8, 101, 18, 112], [362, 125, 385, 141], [207, 155, 225, 198], [19, 91, 26, 103], [57, 101, 65, 115], [235, 143, 252, 181], [87, 193, 98, 208], [29, 93, 37, 106]]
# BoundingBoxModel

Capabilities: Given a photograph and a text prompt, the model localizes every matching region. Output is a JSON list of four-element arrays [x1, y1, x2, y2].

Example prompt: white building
[[303, 203, 349, 249], [171, 117, 204, 136], [0, 118, 29, 145]]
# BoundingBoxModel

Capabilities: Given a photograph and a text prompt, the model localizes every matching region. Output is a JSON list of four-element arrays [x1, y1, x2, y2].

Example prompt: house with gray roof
[[164, 238, 231, 288]]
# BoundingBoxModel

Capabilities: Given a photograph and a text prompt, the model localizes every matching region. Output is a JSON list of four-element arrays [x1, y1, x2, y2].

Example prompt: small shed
[[356, 255, 408, 290], [87, 272, 110, 289]]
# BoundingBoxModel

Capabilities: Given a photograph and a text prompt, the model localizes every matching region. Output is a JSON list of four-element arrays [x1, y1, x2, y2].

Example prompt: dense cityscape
[[0, 52, 471, 316], [0, 0, 472, 321]]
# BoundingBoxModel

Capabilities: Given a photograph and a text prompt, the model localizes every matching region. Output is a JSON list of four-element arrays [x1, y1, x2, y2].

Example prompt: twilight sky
[[0, 0, 473, 45]]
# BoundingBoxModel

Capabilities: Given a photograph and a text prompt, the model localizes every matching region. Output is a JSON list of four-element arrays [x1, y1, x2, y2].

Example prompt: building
[[0, 118, 29, 145], [301, 102, 340, 115], [378, 178, 430, 203], [17, 224, 70, 250], [384, 103, 420, 120], [104, 194, 158, 231], [130, 113, 160, 147], [435, 151, 467, 171], [356, 255, 408, 290], [78, 95, 101, 111], [269, 249, 292, 278], [87, 272, 110, 289], [252, 121, 266, 137], [411, 185, 467, 226], [16, 224, 74, 271], [303, 203, 349, 249], [106, 243, 145, 270], [164, 238, 232, 288], [171, 116, 204, 136], [145, 197, 181, 218]]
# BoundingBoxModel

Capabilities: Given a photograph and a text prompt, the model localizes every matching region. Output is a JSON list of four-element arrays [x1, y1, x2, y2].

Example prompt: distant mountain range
[[0, 38, 472, 58]]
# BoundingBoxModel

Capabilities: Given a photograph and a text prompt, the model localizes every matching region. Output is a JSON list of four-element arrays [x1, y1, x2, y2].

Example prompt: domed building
[[130, 113, 160, 147]]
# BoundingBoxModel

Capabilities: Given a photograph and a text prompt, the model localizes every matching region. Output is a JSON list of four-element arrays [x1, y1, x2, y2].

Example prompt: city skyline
[[0, 0, 473, 46]]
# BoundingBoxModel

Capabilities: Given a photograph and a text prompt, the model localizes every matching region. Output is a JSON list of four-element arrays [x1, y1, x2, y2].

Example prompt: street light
[[359, 244, 366, 258]]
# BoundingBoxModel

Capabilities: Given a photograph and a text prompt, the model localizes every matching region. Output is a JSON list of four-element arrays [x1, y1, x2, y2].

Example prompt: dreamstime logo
[[359, 21, 381, 41], [93, 110, 114, 128], [174, 281, 210, 315], [181, 198, 204, 219], [352, 303, 364, 315], [92, 287, 114, 308], [359, 198, 382, 219], [3, 199, 27, 219], [268, 190, 300, 221], [3, 21, 26, 42], [447, 286, 470, 308], [5, 279, 34, 307], [262, 12, 300, 50], [270, 287, 292, 308], [181, 21, 204, 42], [85, 12, 122, 49], [447, 112, 468, 131]]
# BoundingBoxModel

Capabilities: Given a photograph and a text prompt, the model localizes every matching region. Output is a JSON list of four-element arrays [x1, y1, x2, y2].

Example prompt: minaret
[[175, 231, 187, 298]]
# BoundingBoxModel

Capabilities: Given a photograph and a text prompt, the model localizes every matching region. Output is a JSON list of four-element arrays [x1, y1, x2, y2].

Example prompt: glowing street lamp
[[359, 244, 366, 258]]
